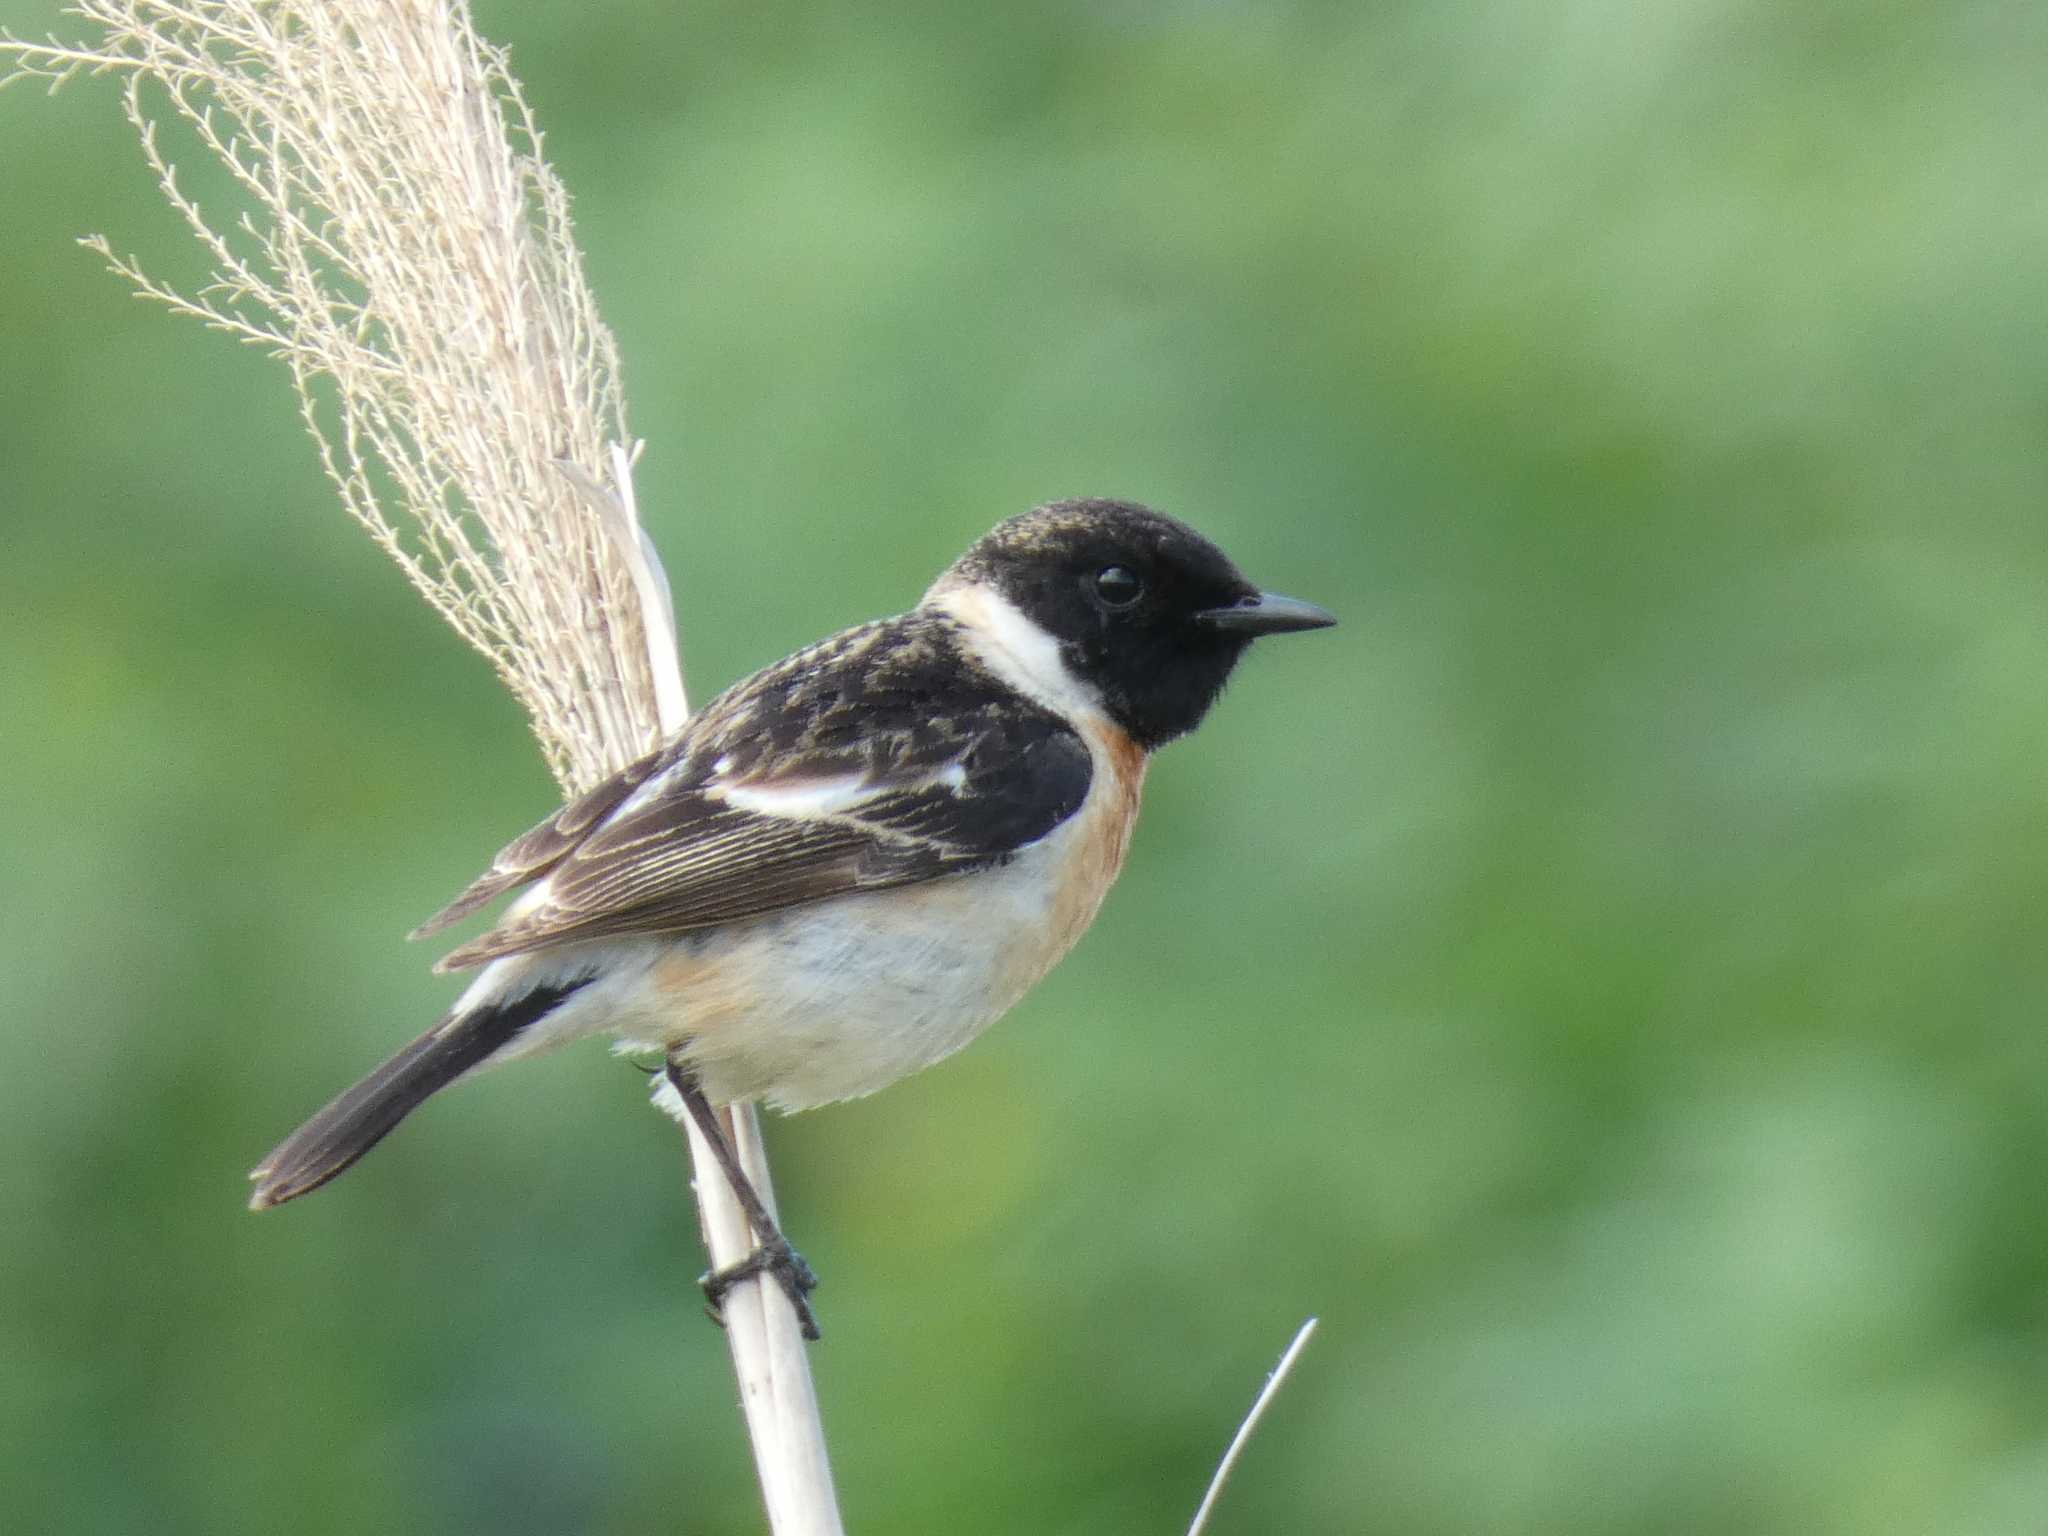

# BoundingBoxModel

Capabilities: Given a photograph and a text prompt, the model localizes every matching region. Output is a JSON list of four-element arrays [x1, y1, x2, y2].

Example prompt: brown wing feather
[[408, 744, 671, 940], [422, 613, 1096, 972]]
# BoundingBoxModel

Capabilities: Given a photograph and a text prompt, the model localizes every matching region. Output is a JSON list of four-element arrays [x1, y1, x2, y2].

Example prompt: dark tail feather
[[247, 979, 588, 1211]]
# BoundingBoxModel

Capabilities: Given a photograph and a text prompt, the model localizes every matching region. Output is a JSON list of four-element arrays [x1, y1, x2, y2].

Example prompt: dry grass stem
[[1185, 1317, 1319, 1536]]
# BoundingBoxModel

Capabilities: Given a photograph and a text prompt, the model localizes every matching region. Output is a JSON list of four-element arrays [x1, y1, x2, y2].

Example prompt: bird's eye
[[1094, 565, 1144, 609]]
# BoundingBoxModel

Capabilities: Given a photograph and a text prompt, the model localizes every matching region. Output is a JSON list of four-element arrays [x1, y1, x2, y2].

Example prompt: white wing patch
[[716, 756, 973, 821], [612, 761, 689, 819], [720, 774, 879, 818]]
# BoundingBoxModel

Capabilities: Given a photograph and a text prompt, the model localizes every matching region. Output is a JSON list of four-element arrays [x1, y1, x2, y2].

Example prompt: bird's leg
[[663, 1057, 821, 1341]]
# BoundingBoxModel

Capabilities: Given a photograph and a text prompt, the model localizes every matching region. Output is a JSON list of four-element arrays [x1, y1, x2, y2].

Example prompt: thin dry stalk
[[1185, 1317, 1319, 1536], [4, 4, 840, 1530]]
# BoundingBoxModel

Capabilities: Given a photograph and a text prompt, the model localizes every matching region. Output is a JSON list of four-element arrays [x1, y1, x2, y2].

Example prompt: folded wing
[[425, 686, 1092, 971]]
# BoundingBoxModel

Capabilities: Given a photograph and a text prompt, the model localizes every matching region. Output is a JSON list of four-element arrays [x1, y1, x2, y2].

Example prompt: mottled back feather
[[421, 613, 1095, 970]]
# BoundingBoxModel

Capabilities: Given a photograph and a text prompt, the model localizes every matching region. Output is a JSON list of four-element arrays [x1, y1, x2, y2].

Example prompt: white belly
[[459, 834, 1089, 1110], [632, 843, 1077, 1109]]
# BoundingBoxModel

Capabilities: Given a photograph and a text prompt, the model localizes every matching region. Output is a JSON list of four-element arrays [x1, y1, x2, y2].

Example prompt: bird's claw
[[699, 1235, 821, 1340]]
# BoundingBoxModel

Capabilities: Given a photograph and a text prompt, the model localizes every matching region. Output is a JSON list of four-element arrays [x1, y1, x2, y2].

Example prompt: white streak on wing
[[721, 774, 877, 818], [614, 761, 682, 818], [506, 879, 554, 922], [720, 758, 974, 820], [929, 583, 1102, 718]]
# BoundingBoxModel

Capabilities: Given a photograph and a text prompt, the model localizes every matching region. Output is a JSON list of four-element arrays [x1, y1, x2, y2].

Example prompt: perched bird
[[249, 499, 1333, 1326]]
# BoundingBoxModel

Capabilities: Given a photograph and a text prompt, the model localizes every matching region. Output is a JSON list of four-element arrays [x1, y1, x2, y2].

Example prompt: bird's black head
[[930, 499, 1335, 749]]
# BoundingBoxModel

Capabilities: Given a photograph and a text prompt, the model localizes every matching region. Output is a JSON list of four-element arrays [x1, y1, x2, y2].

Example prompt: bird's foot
[[700, 1234, 821, 1341]]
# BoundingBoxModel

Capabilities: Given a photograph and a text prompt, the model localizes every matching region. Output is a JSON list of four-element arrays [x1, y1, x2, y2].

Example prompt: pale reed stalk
[[1185, 1318, 1319, 1536], [3, 5, 841, 1530]]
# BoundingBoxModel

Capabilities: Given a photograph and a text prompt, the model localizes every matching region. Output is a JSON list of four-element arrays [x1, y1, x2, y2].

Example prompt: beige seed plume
[[2, 0, 678, 793]]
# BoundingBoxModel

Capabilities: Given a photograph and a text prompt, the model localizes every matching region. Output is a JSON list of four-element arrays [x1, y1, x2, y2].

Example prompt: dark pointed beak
[[1194, 591, 1337, 635]]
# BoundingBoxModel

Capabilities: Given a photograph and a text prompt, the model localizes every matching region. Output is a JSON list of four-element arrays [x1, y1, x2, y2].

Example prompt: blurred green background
[[7, 1, 2048, 1532]]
